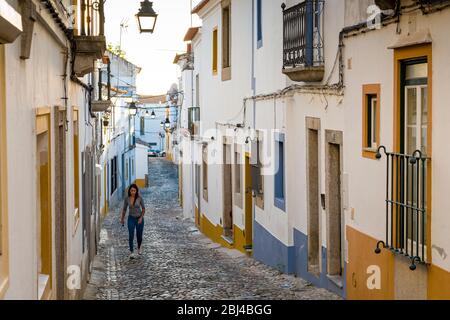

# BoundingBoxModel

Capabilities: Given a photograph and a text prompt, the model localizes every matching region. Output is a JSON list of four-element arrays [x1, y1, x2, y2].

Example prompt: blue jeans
[[128, 216, 144, 252]]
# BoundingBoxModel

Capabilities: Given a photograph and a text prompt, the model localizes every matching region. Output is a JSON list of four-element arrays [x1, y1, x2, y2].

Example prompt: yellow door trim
[[36, 112, 53, 296]]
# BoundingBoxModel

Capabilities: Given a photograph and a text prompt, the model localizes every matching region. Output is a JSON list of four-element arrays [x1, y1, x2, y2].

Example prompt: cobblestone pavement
[[83, 158, 341, 300]]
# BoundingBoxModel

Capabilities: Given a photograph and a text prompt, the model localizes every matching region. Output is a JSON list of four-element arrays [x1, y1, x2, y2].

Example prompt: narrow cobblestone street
[[83, 158, 340, 300]]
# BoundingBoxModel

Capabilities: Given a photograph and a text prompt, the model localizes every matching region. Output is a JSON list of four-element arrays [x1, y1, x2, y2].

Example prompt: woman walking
[[120, 184, 146, 259]]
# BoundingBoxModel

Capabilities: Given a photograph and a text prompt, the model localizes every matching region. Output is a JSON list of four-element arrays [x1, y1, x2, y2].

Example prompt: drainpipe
[[107, 57, 111, 101], [252, 0, 256, 127], [98, 67, 102, 101], [251, 0, 256, 252]]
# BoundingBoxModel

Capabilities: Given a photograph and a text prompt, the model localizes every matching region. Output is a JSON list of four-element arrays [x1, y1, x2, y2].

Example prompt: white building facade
[[178, 0, 450, 299], [0, 0, 107, 299]]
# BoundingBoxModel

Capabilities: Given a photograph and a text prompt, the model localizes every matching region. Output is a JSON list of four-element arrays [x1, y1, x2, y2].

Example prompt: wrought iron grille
[[282, 0, 324, 69], [80, 0, 105, 36], [375, 146, 429, 270]]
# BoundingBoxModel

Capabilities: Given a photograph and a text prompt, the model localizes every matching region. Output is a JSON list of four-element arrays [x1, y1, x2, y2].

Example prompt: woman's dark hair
[[128, 184, 140, 206]]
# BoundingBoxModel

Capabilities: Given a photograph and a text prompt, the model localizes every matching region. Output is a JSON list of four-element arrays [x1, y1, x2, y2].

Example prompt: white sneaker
[[129, 252, 136, 260], [138, 248, 143, 256]]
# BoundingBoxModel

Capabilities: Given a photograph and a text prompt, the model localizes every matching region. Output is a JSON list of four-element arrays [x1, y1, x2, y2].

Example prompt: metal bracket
[[375, 240, 386, 254]]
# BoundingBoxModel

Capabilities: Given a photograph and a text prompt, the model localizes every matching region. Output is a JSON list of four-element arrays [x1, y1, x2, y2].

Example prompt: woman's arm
[[120, 198, 128, 224], [138, 198, 146, 224]]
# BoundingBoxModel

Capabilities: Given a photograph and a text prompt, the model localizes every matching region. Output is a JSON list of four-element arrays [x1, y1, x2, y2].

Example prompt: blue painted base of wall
[[293, 229, 346, 298], [253, 221, 295, 274], [254, 221, 346, 298]]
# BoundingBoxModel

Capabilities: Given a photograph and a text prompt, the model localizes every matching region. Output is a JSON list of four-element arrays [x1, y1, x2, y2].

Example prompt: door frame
[[325, 129, 344, 279], [244, 153, 253, 249], [222, 142, 233, 238], [306, 117, 321, 276]]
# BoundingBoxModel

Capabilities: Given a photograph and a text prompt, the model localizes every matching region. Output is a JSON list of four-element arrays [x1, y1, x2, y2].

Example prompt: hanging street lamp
[[129, 102, 138, 116], [160, 121, 164, 128], [151, 110, 156, 119], [164, 117, 171, 129], [136, 0, 158, 34]]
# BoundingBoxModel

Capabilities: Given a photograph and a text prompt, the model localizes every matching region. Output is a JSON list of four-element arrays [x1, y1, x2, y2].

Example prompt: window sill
[[274, 197, 286, 212], [362, 148, 378, 160]]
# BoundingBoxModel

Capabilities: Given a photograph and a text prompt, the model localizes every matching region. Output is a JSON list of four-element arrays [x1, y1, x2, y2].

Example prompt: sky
[[105, 0, 201, 95]]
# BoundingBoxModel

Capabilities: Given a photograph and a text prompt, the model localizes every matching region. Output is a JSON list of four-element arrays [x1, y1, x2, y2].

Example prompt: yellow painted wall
[[233, 225, 247, 255], [195, 206, 200, 228], [197, 213, 249, 255], [428, 264, 450, 299], [200, 214, 233, 249], [346, 226, 395, 300], [135, 179, 146, 189]]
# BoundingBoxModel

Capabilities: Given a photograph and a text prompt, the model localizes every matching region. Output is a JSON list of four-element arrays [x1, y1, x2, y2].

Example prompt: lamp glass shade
[[164, 118, 170, 128], [129, 102, 138, 116], [136, 1, 158, 33], [151, 110, 156, 119]]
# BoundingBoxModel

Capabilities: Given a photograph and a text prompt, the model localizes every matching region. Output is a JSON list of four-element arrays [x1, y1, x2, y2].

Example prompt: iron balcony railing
[[79, 0, 105, 37], [375, 146, 429, 270], [282, 0, 324, 69]]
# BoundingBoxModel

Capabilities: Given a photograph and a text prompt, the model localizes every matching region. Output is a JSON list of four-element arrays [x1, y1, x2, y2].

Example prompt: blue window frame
[[274, 132, 285, 211], [257, 0, 263, 49]]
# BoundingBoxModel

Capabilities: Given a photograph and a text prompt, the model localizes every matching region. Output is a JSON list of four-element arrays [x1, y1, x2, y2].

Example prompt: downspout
[[252, 0, 256, 127], [251, 0, 256, 252]]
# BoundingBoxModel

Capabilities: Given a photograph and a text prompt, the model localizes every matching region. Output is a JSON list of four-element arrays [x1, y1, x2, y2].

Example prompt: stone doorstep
[[206, 243, 222, 250]]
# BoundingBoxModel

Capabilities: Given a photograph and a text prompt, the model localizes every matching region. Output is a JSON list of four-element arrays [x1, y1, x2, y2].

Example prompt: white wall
[[343, 9, 450, 273], [252, 0, 345, 247], [3, 2, 95, 298], [196, 0, 253, 231], [135, 143, 148, 182]]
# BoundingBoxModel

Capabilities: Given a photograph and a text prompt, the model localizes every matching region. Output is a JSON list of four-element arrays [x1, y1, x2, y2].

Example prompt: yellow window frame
[[362, 84, 381, 160], [212, 27, 218, 75]]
